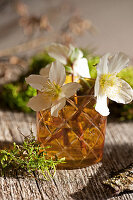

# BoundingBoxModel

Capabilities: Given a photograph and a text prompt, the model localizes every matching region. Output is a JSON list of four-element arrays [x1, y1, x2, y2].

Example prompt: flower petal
[[108, 52, 129, 74], [78, 49, 83, 59], [39, 64, 51, 77], [25, 75, 48, 91], [95, 93, 110, 116], [68, 44, 74, 57], [46, 43, 69, 65], [49, 61, 66, 86], [74, 58, 90, 78], [107, 79, 133, 104], [97, 53, 110, 75], [51, 98, 66, 117], [27, 93, 51, 111], [62, 82, 81, 98], [94, 76, 100, 97], [69, 45, 83, 59]]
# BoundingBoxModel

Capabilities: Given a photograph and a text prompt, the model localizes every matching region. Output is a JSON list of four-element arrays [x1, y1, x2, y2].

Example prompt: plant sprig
[[0, 130, 65, 180]]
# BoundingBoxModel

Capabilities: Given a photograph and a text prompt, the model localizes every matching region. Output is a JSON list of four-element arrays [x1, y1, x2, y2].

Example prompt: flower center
[[44, 81, 62, 100], [100, 74, 116, 88], [100, 74, 122, 98]]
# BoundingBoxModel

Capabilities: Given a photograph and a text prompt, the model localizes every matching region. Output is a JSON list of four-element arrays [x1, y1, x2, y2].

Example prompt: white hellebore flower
[[94, 52, 133, 116], [25, 61, 81, 117], [46, 43, 90, 78]]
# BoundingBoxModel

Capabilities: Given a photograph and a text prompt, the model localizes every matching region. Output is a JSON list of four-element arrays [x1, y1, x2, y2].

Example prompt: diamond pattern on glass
[[37, 95, 106, 168]]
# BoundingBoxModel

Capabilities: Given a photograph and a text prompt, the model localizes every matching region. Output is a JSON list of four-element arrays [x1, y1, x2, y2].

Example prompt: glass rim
[[69, 94, 95, 98]]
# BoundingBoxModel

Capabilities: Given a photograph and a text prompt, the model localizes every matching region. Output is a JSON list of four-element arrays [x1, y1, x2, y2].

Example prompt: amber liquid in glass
[[37, 95, 107, 169]]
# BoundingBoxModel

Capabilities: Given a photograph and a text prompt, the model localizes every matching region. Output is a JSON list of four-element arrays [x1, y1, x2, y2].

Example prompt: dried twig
[[59, 15, 97, 45], [0, 36, 54, 57], [15, 1, 51, 35]]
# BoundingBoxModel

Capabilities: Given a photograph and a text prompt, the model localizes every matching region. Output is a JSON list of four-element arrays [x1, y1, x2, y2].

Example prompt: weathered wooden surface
[[0, 110, 132, 200], [0, 1, 133, 199]]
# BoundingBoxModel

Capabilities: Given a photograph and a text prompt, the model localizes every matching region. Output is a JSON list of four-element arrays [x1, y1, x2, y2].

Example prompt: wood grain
[[0, 110, 132, 200]]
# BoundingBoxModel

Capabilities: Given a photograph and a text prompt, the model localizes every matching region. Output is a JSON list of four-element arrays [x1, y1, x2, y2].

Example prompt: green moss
[[1, 83, 37, 112], [120, 104, 133, 121], [0, 53, 54, 112], [109, 102, 133, 121], [0, 130, 65, 179], [29, 53, 54, 74]]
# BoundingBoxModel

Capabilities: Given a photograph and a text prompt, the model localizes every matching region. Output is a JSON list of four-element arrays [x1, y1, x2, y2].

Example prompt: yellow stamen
[[100, 74, 122, 98], [43, 81, 62, 100], [100, 74, 116, 89]]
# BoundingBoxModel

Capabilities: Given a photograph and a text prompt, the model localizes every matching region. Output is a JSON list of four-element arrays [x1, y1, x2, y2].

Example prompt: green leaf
[[65, 65, 73, 74], [88, 56, 99, 79]]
